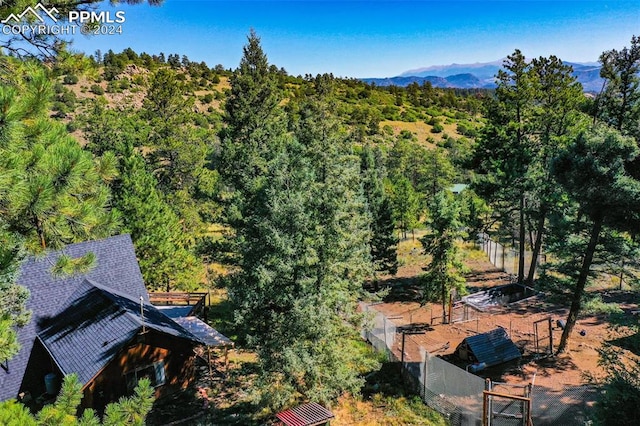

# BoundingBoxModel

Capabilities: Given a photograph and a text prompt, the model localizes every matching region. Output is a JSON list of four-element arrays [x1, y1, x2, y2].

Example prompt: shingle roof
[[2, 234, 232, 401], [38, 279, 204, 386], [1, 235, 149, 401], [460, 327, 521, 367]]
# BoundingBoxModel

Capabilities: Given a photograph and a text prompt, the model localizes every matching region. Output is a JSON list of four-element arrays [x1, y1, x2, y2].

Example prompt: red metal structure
[[276, 402, 334, 426]]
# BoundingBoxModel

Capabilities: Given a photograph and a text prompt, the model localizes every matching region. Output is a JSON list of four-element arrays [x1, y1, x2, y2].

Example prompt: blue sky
[[69, 0, 639, 78]]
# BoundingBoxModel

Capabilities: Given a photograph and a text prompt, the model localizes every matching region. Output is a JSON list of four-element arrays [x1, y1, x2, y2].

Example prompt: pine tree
[[0, 225, 28, 363], [596, 35, 640, 141], [389, 176, 419, 240], [471, 50, 535, 283], [552, 127, 640, 353], [0, 62, 119, 252], [114, 145, 200, 291], [360, 145, 398, 277], [524, 55, 584, 284], [420, 191, 466, 323], [223, 44, 375, 406], [0, 61, 119, 366], [220, 29, 287, 202], [0, 374, 154, 425]]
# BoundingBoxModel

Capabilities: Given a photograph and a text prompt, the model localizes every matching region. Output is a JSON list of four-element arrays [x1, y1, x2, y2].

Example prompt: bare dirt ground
[[368, 233, 640, 423]]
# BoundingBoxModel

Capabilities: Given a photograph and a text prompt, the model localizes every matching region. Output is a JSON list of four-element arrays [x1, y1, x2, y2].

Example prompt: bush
[[431, 123, 444, 133], [66, 121, 79, 132], [595, 346, 640, 426], [202, 93, 214, 104], [63, 74, 79, 85], [582, 295, 623, 316], [106, 80, 121, 93], [132, 75, 145, 86], [90, 84, 105, 95], [56, 89, 77, 108]]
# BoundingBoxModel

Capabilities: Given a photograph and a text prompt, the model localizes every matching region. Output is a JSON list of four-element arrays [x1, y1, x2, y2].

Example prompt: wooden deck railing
[[148, 292, 208, 318]]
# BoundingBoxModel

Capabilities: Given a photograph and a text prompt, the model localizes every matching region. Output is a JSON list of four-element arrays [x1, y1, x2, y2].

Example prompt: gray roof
[[2, 235, 149, 401], [0, 235, 207, 400], [173, 317, 233, 348], [38, 279, 204, 386], [460, 327, 521, 367]]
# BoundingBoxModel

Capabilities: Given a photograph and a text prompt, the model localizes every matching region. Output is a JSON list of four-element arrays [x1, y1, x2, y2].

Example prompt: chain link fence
[[478, 233, 542, 279], [362, 303, 596, 426]]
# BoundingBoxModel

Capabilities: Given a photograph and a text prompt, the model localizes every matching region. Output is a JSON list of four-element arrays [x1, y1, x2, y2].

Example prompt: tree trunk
[[557, 215, 603, 353], [34, 215, 46, 249], [619, 258, 625, 291], [442, 281, 448, 325], [517, 195, 526, 283], [526, 206, 547, 286]]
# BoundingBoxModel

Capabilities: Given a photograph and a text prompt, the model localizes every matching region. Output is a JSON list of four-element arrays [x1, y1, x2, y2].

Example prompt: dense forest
[[0, 8, 639, 422]]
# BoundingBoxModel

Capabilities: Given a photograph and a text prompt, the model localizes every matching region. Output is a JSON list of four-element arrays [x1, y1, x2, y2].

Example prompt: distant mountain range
[[361, 59, 604, 92]]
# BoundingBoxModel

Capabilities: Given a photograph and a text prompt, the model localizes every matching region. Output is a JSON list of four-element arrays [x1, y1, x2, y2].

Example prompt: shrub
[[202, 93, 214, 103], [106, 80, 121, 93], [90, 84, 105, 95], [431, 123, 444, 133], [66, 121, 79, 132], [63, 74, 79, 85], [132, 75, 145, 86]]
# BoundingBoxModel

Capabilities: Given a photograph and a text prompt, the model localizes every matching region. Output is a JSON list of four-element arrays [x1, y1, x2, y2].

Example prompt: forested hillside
[[37, 42, 487, 295], [1, 23, 639, 425]]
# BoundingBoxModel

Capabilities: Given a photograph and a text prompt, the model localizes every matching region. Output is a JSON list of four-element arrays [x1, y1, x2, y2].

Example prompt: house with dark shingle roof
[[1, 234, 231, 412]]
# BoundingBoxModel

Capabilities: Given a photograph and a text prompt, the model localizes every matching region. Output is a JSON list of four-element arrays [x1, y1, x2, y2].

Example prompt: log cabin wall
[[82, 330, 196, 413]]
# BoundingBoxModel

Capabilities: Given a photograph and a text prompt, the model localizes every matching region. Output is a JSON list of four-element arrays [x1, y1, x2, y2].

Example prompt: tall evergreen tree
[[220, 29, 287, 203], [0, 60, 120, 406], [596, 35, 640, 141], [360, 145, 398, 278], [524, 55, 584, 284], [552, 127, 640, 352], [420, 191, 466, 323], [471, 50, 535, 283], [0, 63, 119, 252], [289, 74, 374, 404], [389, 176, 419, 240], [114, 145, 200, 291], [223, 42, 375, 406]]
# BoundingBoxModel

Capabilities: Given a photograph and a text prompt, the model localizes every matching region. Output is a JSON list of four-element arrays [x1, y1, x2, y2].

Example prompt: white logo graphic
[[2, 3, 59, 24]]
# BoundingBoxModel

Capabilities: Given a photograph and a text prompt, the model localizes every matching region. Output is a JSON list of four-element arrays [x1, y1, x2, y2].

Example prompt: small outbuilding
[[456, 327, 521, 368], [276, 402, 335, 426]]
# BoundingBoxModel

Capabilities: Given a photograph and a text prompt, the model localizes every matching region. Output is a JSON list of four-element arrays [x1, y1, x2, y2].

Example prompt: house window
[[124, 360, 166, 392]]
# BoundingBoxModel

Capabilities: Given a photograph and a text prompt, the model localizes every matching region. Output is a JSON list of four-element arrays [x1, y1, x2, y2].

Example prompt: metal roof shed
[[456, 327, 521, 368], [276, 402, 335, 426]]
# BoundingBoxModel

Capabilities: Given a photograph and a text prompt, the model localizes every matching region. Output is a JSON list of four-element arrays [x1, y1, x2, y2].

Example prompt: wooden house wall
[[82, 331, 196, 412]]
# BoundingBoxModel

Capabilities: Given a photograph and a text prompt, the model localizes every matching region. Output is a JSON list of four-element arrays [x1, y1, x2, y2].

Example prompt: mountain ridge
[[361, 59, 603, 92]]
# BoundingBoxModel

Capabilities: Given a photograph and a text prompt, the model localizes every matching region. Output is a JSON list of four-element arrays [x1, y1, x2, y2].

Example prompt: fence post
[[383, 316, 388, 358], [525, 384, 533, 426], [548, 317, 554, 354], [485, 378, 492, 426], [422, 353, 428, 401]]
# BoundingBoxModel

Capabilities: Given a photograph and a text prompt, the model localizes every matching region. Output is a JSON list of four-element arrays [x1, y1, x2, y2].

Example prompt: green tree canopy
[[552, 126, 640, 352]]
